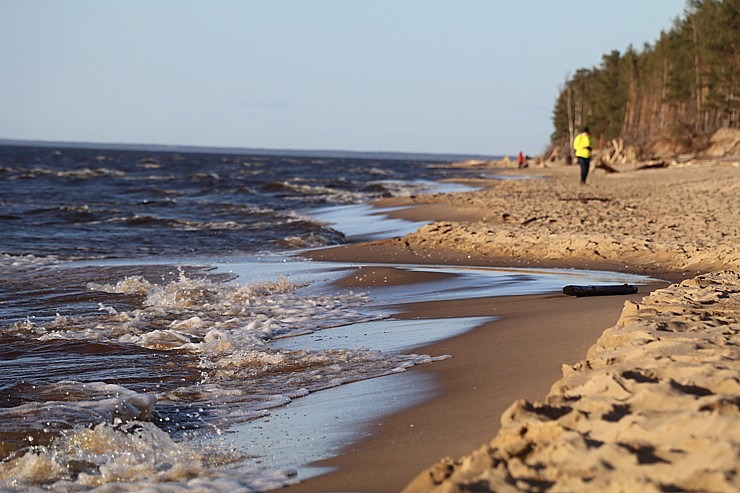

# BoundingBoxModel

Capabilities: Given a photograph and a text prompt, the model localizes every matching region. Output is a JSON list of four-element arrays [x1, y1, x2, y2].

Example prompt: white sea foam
[[9, 268, 437, 429], [0, 420, 275, 493], [0, 254, 60, 271], [0, 381, 156, 427], [1, 266, 429, 490], [3, 166, 126, 179], [0, 262, 456, 490]]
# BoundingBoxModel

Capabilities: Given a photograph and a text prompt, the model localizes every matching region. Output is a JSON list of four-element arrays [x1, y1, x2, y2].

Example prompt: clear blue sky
[[1, 0, 686, 156]]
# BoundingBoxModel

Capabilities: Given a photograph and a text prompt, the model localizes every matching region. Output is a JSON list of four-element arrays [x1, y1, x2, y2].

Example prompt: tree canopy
[[551, 0, 739, 155]]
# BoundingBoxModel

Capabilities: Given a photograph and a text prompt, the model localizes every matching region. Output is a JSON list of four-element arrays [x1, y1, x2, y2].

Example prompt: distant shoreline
[[0, 138, 503, 163]]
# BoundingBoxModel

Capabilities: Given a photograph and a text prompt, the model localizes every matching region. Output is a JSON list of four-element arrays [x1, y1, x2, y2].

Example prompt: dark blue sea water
[[0, 143, 650, 491], [0, 144, 484, 260], [0, 143, 488, 491]]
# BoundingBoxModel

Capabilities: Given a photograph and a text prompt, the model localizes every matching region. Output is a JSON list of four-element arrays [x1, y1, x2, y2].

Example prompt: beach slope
[[301, 160, 740, 492], [404, 270, 739, 493]]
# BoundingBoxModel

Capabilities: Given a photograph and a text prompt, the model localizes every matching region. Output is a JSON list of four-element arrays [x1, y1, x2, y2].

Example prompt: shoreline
[[280, 280, 666, 493], [279, 160, 739, 492], [278, 236, 669, 492]]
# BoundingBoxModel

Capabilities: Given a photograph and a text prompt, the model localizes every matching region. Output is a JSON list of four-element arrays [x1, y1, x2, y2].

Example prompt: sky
[[1, 1, 687, 156]]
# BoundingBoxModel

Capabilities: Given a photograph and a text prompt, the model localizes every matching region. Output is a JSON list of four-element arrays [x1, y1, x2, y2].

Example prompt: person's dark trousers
[[577, 156, 590, 184]]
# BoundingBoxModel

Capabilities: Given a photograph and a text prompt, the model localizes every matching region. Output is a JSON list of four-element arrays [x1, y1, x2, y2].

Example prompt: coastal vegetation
[[550, 0, 739, 159]]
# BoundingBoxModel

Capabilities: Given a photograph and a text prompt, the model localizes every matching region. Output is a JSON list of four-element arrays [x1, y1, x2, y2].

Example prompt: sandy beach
[[282, 158, 739, 492]]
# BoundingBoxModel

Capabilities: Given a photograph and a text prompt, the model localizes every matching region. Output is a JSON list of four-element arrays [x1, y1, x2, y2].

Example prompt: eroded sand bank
[[404, 270, 739, 493]]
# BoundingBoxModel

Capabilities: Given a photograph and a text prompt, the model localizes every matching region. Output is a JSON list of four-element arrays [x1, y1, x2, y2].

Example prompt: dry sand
[[375, 160, 740, 276], [289, 160, 739, 492]]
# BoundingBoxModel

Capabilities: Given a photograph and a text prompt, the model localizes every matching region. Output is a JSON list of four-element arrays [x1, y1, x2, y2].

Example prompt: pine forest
[[550, 0, 739, 159]]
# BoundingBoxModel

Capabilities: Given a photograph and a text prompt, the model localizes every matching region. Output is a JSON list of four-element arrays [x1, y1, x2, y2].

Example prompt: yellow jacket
[[573, 132, 593, 158]]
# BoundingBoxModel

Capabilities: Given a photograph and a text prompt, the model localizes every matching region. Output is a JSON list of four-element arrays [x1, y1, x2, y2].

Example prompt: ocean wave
[[0, 381, 156, 458], [0, 266, 447, 489], [101, 215, 249, 231], [262, 178, 442, 204], [22, 204, 119, 224], [0, 254, 60, 272], [8, 270, 438, 424], [188, 171, 222, 182], [78, 272, 372, 345], [122, 174, 178, 181], [0, 420, 250, 492], [262, 180, 369, 204], [366, 166, 394, 176], [369, 179, 438, 196], [0, 166, 126, 180], [280, 231, 345, 248]]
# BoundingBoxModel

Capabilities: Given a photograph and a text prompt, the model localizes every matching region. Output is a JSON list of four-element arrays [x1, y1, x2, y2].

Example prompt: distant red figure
[[518, 151, 525, 169]]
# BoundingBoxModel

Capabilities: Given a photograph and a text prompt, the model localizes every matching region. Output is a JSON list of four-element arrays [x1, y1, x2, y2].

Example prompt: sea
[[0, 143, 650, 492]]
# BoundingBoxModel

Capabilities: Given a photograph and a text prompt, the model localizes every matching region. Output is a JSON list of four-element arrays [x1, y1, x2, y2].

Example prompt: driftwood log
[[562, 284, 638, 297]]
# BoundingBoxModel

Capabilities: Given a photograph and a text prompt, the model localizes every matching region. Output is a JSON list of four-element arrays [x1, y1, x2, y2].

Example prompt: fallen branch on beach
[[521, 215, 550, 226], [637, 161, 670, 170], [562, 284, 639, 297], [595, 161, 620, 173]]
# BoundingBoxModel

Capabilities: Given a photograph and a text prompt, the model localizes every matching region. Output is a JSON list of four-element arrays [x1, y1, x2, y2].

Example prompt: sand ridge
[[403, 270, 740, 493]]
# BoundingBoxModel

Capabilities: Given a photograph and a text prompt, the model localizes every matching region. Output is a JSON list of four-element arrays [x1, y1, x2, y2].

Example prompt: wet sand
[[281, 281, 666, 492], [283, 160, 739, 492]]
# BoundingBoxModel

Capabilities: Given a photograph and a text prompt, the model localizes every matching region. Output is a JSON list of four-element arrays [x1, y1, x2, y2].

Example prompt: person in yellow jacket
[[573, 127, 593, 184]]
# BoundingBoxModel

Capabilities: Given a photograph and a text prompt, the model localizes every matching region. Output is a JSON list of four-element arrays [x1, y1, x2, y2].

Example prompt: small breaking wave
[[0, 419, 254, 493], [0, 266, 447, 490], [8, 270, 439, 426], [110, 215, 251, 231], [0, 165, 126, 180], [262, 179, 369, 204]]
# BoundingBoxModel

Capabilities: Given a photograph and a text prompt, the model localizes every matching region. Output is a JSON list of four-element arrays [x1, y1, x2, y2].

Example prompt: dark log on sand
[[563, 284, 638, 297]]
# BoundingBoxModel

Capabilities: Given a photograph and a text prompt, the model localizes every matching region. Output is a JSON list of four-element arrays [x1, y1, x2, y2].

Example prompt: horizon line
[[0, 137, 505, 162]]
